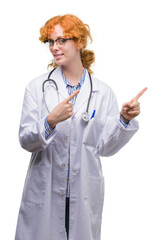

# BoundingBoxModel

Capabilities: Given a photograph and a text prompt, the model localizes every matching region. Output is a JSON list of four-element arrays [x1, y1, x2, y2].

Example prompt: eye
[[48, 39, 54, 46], [58, 38, 66, 44]]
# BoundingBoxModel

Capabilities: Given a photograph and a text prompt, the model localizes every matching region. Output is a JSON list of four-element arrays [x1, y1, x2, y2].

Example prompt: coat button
[[59, 190, 65, 196], [64, 137, 68, 142], [61, 163, 66, 167]]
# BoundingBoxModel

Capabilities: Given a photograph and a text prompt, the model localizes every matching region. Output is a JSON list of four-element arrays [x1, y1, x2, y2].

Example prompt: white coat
[[15, 66, 139, 240]]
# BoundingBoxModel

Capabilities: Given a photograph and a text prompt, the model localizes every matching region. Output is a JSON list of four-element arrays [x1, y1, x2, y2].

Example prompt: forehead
[[49, 24, 64, 39]]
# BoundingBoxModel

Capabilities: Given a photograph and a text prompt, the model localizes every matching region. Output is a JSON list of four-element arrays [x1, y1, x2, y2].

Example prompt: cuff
[[44, 117, 55, 140], [119, 116, 129, 128]]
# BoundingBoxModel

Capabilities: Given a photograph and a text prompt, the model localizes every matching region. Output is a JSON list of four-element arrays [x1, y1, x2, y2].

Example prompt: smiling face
[[48, 24, 81, 68]]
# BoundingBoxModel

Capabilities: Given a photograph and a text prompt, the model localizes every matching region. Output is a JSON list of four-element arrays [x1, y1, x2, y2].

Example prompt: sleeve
[[19, 86, 56, 153], [119, 116, 129, 128], [97, 91, 139, 157], [44, 117, 55, 139]]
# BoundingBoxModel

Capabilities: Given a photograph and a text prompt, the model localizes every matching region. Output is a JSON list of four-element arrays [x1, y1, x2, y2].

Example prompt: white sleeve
[[97, 94, 139, 157], [19, 87, 56, 153]]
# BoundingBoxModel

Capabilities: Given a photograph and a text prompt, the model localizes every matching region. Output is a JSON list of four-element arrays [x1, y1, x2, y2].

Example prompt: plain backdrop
[[0, 0, 162, 239]]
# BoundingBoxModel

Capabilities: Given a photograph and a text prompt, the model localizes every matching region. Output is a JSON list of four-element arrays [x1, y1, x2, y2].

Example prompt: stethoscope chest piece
[[81, 112, 89, 122]]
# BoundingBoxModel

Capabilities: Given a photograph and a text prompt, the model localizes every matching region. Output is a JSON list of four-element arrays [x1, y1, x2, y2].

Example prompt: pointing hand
[[47, 90, 80, 129], [120, 87, 148, 122]]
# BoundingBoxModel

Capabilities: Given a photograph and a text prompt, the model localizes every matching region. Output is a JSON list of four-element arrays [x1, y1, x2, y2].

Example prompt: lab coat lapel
[[50, 66, 69, 100], [50, 67, 98, 115], [73, 71, 98, 115]]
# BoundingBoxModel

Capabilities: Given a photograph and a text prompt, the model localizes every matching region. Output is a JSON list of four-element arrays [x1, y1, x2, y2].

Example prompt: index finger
[[64, 90, 80, 103], [132, 87, 148, 102]]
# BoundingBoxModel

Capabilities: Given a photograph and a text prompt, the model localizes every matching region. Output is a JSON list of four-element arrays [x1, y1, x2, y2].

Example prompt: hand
[[47, 90, 80, 129], [120, 87, 148, 122]]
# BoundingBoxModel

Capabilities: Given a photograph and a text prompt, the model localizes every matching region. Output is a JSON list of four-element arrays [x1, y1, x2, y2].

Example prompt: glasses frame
[[44, 37, 75, 47]]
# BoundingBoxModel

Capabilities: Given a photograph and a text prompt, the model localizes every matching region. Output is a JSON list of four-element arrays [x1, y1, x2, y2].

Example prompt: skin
[[120, 87, 148, 121], [47, 24, 147, 129], [47, 90, 79, 129], [48, 24, 84, 85]]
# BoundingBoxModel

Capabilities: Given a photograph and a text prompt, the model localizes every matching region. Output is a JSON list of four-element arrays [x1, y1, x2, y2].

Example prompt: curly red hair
[[39, 14, 95, 74]]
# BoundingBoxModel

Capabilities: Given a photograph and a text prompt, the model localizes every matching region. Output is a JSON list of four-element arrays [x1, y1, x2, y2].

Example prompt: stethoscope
[[42, 68, 93, 122]]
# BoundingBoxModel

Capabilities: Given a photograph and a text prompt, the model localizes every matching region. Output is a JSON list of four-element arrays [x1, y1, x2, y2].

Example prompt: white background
[[0, 0, 162, 239]]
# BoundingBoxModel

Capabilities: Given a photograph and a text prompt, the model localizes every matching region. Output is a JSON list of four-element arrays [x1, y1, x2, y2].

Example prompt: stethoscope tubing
[[42, 68, 58, 93], [42, 68, 93, 120], [86, 71, 92, 113]]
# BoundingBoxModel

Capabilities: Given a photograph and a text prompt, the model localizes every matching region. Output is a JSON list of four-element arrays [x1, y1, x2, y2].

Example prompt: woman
[[15, 14, 147, 240]]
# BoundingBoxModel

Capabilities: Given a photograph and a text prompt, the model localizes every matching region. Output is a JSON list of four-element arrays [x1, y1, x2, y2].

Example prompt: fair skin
[[48, 24, 84, 85], [47, 24, 82, 128], [47, 24, 147, 129], [120, 87, 147, 122]]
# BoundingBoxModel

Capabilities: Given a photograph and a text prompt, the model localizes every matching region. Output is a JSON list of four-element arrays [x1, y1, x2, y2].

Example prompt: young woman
[[15, 14, 147, 240]]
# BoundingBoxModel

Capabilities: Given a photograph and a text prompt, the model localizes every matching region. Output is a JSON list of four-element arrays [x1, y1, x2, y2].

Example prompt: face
[[48, 24, 81, 67]]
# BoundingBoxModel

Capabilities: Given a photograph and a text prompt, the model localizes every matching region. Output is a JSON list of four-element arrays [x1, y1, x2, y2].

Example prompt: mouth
[[54, 53, 64, 59]]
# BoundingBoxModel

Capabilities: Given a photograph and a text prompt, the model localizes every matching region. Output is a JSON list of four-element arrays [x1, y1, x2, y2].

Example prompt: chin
[[55, 58, 64, 64], [56, 60, 69, 68]]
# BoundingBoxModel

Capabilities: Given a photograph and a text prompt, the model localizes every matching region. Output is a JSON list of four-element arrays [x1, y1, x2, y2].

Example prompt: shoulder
[[91, 74, 116, 101], [25, 67, 60, 93], [25, 72, 49, 92]]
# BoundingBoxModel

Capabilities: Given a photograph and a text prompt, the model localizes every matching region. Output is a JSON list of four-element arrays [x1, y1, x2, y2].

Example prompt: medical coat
[[15, 66, 139, 240]]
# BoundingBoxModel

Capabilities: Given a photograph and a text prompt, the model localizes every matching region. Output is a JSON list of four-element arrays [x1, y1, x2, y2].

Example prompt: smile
[[54, 54, 64, 58]]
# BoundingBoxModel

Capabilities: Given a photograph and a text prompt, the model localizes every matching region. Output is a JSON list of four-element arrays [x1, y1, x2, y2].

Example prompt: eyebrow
[[57, 36, 64, 38], [48, 36, 64, 40]]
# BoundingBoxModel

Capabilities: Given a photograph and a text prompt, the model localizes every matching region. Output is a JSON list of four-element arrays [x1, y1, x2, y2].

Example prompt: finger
[[68, 111, 74, 117], [131, 87, 148, 102], [68, 106, 73, 112], [123, 103, 140, 113], [64, 90, 80, 103], [130, 101, 140, 108], [123, 102, 132, 108], [126, 110, 140, 115], [123, 102, 134, 109], [68, 102, 73, 107], [127, 106, 140, 112]]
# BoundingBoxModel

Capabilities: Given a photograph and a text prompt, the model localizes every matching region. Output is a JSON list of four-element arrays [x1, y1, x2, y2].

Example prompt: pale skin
[[47, 24, 83, 129], [120, 87, 148, 122], [47, 90, 80, 129], [46, 24, 147, 128]]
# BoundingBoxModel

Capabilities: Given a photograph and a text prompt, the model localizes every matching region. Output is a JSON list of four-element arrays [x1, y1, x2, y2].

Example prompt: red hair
[[39, 14, 95, 74]]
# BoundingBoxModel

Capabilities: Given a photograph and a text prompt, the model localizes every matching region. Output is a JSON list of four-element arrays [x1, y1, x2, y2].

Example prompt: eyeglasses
[[44, 38, 74, 47]]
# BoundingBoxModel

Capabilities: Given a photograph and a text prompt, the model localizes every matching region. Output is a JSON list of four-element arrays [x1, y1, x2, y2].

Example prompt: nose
[[50, 42, 59, 51]]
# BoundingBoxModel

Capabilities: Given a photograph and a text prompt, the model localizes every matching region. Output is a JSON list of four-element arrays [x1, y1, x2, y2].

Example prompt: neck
[[61, 61, 84, 86]]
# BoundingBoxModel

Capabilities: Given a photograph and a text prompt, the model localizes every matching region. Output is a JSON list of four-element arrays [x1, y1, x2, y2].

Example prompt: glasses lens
[[44, 38, 70, 47], [45, 40, 54, 47], [57, 38, 66, 47]]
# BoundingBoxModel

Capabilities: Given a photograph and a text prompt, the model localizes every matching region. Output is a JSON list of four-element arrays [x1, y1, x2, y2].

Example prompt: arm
[[19, 87, 55, 152], [19, 86, 79, 152], [97, 88, 147, 157], [97, 97, 139, 157]]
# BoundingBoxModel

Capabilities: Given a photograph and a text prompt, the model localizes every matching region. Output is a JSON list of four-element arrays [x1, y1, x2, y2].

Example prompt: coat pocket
[[88, 175, 105, 215], [82, 118, 104, 148], [23, 165, 49, 205]]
